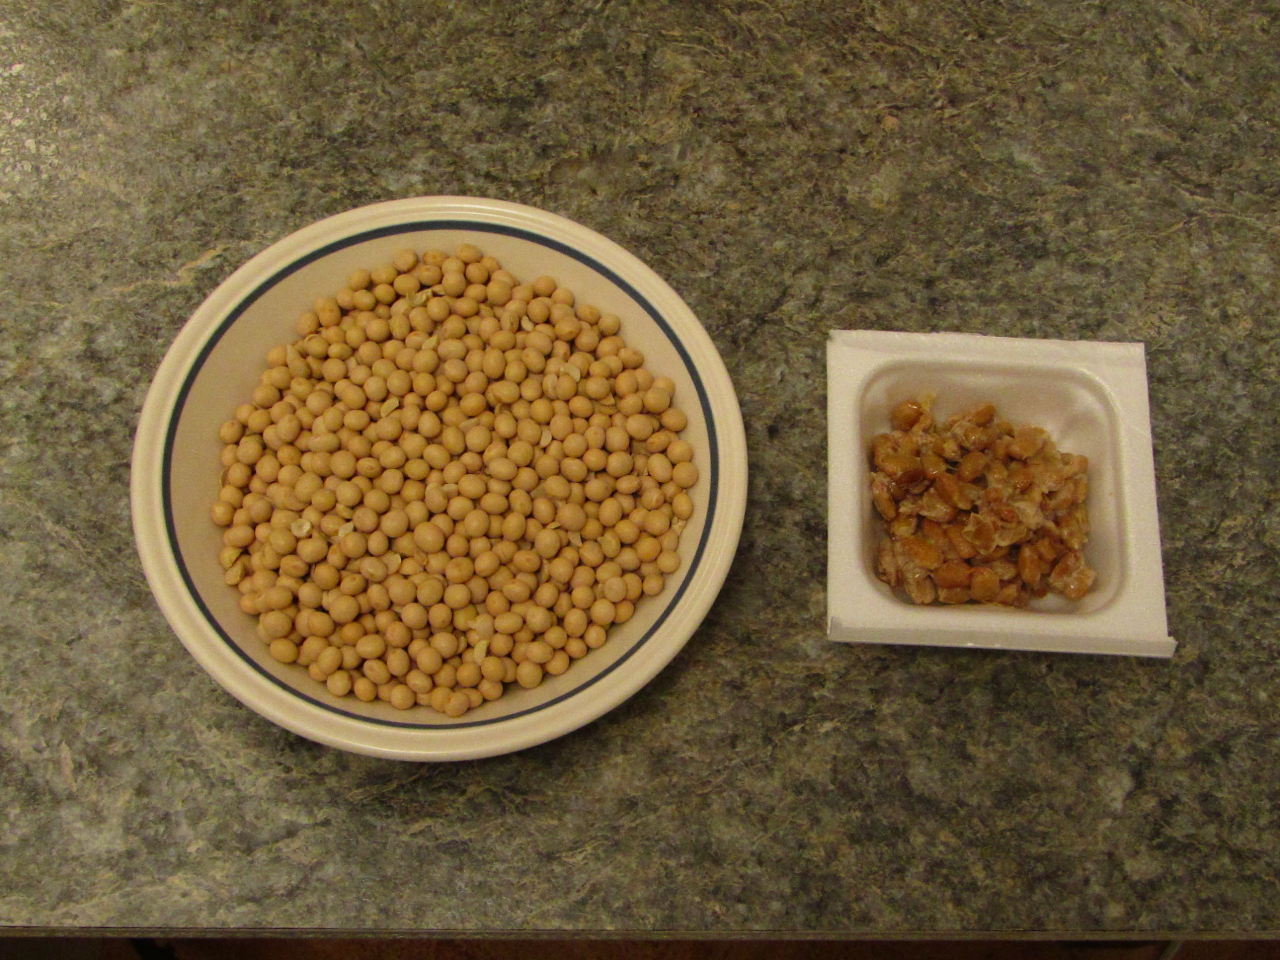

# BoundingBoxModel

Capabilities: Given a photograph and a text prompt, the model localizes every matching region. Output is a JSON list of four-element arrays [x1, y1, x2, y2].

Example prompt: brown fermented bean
[[890, 399, 924, 431], [1008, 425, 1046, 460], [957, 450, 987, 483], [1018, 546, 1043, 587], [944, 525, 978, 560], [932, 560, 973, 589], [921, 451, 948, 479], [900, 537, 943, 571]]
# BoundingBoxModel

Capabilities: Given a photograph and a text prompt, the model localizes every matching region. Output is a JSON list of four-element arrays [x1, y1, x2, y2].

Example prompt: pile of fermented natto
[[210, 243, 699, 718]]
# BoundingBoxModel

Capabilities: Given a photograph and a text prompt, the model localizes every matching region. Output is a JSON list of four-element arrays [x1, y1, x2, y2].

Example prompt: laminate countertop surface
[[2, 0, 1278, 936]]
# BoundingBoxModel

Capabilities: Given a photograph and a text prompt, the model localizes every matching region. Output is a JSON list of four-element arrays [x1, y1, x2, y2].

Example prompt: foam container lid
[[827, 330, 1175, 658]]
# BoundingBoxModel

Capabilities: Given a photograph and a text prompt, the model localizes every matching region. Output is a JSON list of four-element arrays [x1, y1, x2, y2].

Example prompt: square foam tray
[[827, 330, 1174, 658]]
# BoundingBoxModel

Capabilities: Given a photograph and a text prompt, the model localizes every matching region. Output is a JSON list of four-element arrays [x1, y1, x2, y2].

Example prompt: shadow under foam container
[[827, 330, 1174, 658]]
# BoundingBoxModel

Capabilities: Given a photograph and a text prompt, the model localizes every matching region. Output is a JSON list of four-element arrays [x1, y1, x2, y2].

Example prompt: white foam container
[[827, 330, 1174, 658]]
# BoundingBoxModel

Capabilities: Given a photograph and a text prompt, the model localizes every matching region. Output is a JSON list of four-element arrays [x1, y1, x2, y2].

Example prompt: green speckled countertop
[[2, 0, 1278, 935]]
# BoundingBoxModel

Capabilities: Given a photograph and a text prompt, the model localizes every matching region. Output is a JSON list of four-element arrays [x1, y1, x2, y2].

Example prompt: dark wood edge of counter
[[2, 930, 1279, 940]]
